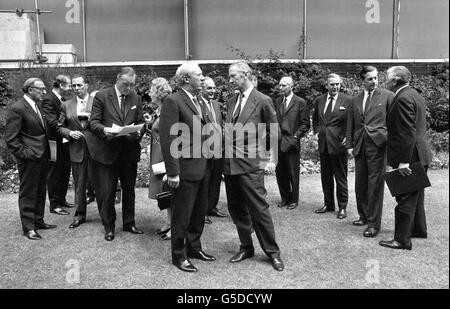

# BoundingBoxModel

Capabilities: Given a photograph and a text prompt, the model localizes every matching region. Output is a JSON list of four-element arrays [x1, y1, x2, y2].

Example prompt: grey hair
[[387, 66, 411, 85], [327, 73, 342, 82], [280, 76, 294, 86], [52, 75, 70, 88], [174, 62, 201, 86], [116, 67, 136, 81], [229, 61, 252, 76], [22, 78, 43, 93]]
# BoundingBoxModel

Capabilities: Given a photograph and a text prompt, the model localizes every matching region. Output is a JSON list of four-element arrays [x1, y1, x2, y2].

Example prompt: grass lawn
[[0, 170, 448, 289]]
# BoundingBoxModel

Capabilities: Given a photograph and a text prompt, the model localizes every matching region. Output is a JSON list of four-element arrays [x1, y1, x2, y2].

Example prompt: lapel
[[180, 89, 205, 125], [227, 94, 238, 123], [318, 95, 327, 123], [24, 98, 46, 131], [328, 94, 343, 123], [365, 88, 380, 115], [108, 87, 123, 122], [356, 91, 364, 116], [69, 98, 83, 130], [123, 95, 133, 121], [213, 101, 222, 124], [284, 94, 296, 115], [237, 88, 257, 125]]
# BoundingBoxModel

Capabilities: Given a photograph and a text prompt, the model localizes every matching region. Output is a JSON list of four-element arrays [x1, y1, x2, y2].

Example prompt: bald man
[[274, 76, 310, 210]]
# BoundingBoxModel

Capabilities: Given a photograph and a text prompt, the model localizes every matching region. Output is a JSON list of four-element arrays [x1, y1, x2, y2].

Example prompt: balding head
[[386, 66, 411, 92]]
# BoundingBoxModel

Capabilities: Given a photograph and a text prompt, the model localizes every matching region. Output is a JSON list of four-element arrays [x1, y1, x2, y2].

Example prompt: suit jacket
[[5, 98, 49, 163], [223, 88, 278, 175], [58, 95, 95, 163], [41, 91, 64, 142], [275, 94, 310, 152], [346, 88, 394, 156], [313, 93, 350, 155], [85, 86, 145, 165], [160, 89, 208, 181], [387, 86, 431, 167]]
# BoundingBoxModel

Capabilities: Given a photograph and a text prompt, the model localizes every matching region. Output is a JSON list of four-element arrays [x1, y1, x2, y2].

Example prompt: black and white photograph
[[0, 0, 448, 293]]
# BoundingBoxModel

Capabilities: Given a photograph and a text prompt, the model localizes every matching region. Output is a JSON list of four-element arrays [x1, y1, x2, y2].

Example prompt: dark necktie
[[232, 93, 244, 123], [198, 97, 211, 123], [324, 96, 334, 120], [364, 91, 372, 114], [120, 94, 126, 117]]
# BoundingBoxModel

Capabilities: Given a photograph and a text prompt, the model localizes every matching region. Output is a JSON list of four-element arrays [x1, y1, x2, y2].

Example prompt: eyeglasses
[[30, 87, 46, 92]]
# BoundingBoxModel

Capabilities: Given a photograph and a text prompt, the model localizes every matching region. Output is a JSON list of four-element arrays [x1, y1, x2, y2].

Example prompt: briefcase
[[383, 162, 431, 197], [156, 191, 172, 210]]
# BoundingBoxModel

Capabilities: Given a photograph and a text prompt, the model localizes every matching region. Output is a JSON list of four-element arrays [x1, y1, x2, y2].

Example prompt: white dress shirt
[[232, 85, 254, 115], [324, 93, 338, 114]]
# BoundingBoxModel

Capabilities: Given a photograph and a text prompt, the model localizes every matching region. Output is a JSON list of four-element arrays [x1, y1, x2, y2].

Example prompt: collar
[[23, 94, 38, 108], [326, 92, 338, 101], [395, 85, 409, 96], [52, 89, 63, 101], [285, 92, 294, 102], [241, 85, 254, 99], [114, 85, 123, 98], [76, 94, 89, 104], [181, 87, 196, 103]]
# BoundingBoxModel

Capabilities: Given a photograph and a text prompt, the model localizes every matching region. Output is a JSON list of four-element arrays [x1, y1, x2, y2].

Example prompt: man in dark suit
[[223, 62, 284, 271], [160, 63, 216, 273], [275, 76, 310, 210], [379, 66, 431, 250], [41, 75, 73, 216], [347, 66, 394, 237], [85, 67, 145, 241], [313, 73, 350, 219], [58, 74, 94, 229], [5, 78, 56, 240], [200, 77, 228, 224]]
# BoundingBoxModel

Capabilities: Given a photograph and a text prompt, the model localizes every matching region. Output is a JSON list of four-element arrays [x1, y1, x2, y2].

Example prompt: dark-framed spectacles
[[30, 87, 46, 92]]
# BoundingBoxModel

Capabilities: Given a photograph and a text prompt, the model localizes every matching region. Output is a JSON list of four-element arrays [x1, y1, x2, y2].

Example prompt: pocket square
[[339, 106, 346, 110], [131, 105, 137, 110]]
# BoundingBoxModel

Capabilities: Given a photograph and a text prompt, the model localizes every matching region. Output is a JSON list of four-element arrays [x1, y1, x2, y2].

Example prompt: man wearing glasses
[[85, 67, 146, 241], [5, 78, 56, 240]]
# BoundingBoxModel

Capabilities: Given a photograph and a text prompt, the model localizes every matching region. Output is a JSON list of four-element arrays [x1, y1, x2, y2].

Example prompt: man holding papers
[[85, 67, 146, 241], [379, 66, 431, 250]]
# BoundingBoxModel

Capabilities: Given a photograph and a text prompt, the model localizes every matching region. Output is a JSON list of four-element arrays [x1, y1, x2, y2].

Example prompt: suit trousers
[[354, 136, 386, 229], [319, 146, 348, 210], [17, 158, 48, 232], [225, 170, 280, 257], [91, 155, 137, 232], [171, 161, 211, 262], [207, 158, 224, 214], [393, 152, 428, 245], [275, 150, 300, 204], [71, 151, 91, 220], [47, 141, 71, 209]]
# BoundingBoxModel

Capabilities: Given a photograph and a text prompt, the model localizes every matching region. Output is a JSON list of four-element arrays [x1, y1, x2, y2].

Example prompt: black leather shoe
[[230, 250, 254, 263], [36, 222, 57, 230], [337, 209, 347, 219], [352, 219, 367, 226], [104, 231, 115, 241], [271, 256, 284, 271], [69, 219, 85, 229], [209, 210, 228, 218], [24, 230, 41, 240], [315, 205, 334, 214], [204, 216, 212, 224], [363, 227, 379, 238], [277, 201, 289, 208], [50, 207, 69, 215], [287, 203, 298, 210], [188, 250, 216, 261], [63, 201, 75, 208], [86, 196, 95, 204], [174, 259, 198, 273], [379, 240, 412, 250], [123, 226, 144, 234]]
